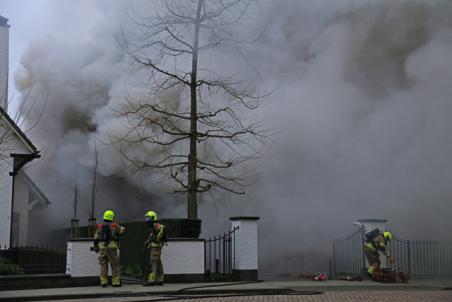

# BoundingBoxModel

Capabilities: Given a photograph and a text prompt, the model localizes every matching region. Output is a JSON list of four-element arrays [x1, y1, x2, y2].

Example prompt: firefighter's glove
[[93, 240, 100, 253], [387, 255, 395, 264], [144, 240, 150, 248]]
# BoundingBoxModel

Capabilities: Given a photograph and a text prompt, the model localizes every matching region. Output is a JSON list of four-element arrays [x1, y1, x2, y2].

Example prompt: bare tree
[[89, 143, 99, 219], [70, 180, 80, 239], [72, 182, 80, 220], [88, 143, 99, 236], [112, 0, 268, 220]]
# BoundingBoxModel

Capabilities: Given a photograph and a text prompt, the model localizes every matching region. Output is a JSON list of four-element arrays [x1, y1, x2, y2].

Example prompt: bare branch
[[73, 182, 80, 219], [198, 178, 245, 194], [165, 26, 194, 51], [133, 56, 191, 85]]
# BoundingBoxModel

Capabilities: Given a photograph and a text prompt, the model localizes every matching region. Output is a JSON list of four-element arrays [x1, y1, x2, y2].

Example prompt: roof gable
[[0, 106, 38, 154], [0, 15, 8, 27], [17, 170, 50, 210]]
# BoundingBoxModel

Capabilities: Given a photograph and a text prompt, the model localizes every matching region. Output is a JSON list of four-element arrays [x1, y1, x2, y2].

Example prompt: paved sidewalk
[[46, 291, 452, 302], [0, 279, 451, 301]]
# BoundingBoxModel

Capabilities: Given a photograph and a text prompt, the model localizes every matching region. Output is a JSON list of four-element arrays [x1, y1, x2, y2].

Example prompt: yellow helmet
[[145, 210, 158, 221], [103, 210, 115, 222], [384, 231, 393, 241]]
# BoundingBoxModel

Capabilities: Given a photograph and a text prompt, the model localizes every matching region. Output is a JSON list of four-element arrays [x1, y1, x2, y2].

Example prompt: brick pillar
[[230, 216, 259, 281]]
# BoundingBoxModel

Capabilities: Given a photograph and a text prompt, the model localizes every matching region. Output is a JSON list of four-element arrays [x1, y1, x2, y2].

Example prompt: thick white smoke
[[9, 0, 452, 274]]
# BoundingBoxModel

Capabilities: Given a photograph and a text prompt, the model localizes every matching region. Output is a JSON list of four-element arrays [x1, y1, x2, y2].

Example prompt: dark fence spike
[[203, 225, 240, 279]]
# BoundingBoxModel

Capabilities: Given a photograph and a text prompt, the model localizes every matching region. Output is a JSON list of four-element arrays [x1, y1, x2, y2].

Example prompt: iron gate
[[333, 230, 452, 278], [204, 226, 239, 281], [332, 228, 363, 276]]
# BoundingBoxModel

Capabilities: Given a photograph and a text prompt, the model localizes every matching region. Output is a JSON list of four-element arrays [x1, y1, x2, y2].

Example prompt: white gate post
[[66, 239, 99, 277], [230, 217, 259, 281]]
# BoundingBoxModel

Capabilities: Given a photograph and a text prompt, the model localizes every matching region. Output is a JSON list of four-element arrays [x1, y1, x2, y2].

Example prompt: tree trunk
[[187, 0, 203, 220]]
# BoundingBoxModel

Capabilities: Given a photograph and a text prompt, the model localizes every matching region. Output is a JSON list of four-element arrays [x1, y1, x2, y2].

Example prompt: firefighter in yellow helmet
[[143, 210, 166, 286], [363, 229, 394, 277], [93, 210, 126, 287]]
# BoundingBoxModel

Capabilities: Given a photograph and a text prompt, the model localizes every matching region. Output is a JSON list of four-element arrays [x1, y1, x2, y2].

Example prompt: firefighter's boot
[[112, 276, 121, 287], [156, 274, 164, 286], [100, 276, 108, 287], [143, 273, 157, 286]]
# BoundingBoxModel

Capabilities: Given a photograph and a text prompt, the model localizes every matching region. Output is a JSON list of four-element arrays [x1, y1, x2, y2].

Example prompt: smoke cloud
[[6, 0, 452, 274]]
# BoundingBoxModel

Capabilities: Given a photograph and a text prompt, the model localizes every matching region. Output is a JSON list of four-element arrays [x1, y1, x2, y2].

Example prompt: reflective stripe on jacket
[[364, 234, 388, 255], [93, 222, 125, 249], [147, 223, 165, 248]]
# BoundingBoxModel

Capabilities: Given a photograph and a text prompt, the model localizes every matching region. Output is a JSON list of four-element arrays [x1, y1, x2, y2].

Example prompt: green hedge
[[0, 257, 24, 275]]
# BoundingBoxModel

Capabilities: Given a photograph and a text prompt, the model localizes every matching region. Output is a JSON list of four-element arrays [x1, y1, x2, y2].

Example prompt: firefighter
[[363, 229, 394, 276], [93, 210, 126, 287], [143, 210, 166, 286]]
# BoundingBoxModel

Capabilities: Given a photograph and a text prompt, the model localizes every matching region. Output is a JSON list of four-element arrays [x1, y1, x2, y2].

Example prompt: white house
[[0, 15, 50, 248], [0, 107, 50, 247]]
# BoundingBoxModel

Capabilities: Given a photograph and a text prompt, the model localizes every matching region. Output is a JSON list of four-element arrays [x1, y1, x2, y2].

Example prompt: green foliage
[[120, 264, 143, 279], [0, 257, 24, 275], [205, 272, 233, 282]]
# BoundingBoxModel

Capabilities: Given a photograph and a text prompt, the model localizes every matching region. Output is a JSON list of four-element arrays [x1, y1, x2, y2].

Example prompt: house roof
[[0, 15, 9, 27], [17, 170, 51, 210], [0, 106, 38, 154]]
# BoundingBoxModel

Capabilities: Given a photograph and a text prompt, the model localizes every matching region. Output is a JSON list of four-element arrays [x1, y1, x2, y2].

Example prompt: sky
[[1, 0, 452, 275]]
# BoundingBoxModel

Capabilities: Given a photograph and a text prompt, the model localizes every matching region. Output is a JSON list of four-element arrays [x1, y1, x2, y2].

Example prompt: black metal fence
[[0, 245, 67, 275], [389, 239, 452, 277], [117, 222, 148, 279], [333, 230, 452, 278], [204, 226, 239, 280], [332, 228, 363, 276]]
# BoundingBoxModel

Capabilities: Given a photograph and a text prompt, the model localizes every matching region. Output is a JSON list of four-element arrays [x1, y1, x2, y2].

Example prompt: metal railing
[[204, 226, 239, 279], [333, 230, 452, 278], [332, 228, 363, 276], [0, 245, 67, 275], [389, 239, 452, 277]]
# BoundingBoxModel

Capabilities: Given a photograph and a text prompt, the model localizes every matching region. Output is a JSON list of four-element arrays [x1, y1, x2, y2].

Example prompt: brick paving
[[47, 290, 452, 302]]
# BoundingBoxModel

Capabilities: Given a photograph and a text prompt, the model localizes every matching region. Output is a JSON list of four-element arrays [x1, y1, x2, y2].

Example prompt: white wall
[[231, 219, 259, 270], [12, 173, 29, 245], [0, 24, 9, 109], [162, 240, 205, 274], [0, 157, 12, 247], [66, 239, 205, 278], [0, 20, 12, 247], [0, 120, 36, 247], [66, 241, 99, 277]]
